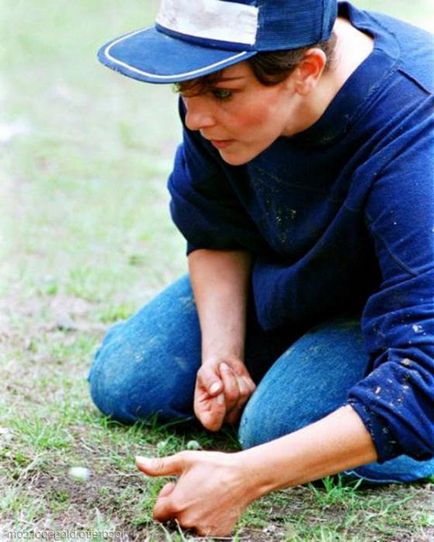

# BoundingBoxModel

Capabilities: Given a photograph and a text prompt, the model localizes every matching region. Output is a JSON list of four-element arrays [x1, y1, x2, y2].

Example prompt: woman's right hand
[[194, 357, 256, 431]]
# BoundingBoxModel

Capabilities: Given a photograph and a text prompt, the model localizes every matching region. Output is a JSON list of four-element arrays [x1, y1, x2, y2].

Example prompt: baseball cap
[[98, 0, 337, 84]]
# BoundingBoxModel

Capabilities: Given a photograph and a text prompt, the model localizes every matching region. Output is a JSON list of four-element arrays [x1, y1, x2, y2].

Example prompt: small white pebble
[[68, 466, 91, 482], [0, 427, 12, 442], [186, 440, 201, 450]]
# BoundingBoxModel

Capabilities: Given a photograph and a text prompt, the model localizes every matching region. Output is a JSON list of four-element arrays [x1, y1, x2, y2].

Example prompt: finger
[[236, 375, 251, 397], [219, 362, 240, 411], [198, 365, 223, 396], [153, 494, 178, 522], [237, 376, 256, 403], [136, 455, 185, 477], [245, 375, 257, 393], [197, 393, 226, 431], [225, 406, 243, 425], [225, 396, 247, 425], [225, 377, 255, 425], [159, 481, 177, 498]]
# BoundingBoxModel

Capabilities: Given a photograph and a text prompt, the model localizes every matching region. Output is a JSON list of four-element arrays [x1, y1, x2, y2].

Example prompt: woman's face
[[180, 62, 301, 166]]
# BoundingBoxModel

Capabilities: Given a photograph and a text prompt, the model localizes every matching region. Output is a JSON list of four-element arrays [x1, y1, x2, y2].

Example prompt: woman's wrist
[[234, 406, 378, 499], [201, 329, 246, 364], [235, 446, 283, 499], [202, 351, 245, 365]]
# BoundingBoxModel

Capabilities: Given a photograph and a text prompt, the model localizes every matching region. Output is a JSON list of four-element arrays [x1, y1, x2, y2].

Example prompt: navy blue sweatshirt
[[168, 2, 434, 463]]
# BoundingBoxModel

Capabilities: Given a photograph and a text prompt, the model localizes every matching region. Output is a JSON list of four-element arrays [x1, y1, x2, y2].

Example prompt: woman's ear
[[292, 49, 327, 95]]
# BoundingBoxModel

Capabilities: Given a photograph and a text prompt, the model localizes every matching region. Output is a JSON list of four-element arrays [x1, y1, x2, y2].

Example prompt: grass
[[1, 0, 433, 540]]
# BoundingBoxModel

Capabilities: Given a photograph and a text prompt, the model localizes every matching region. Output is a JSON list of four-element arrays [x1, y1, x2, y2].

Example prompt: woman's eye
[[211, 89, 233, 100]]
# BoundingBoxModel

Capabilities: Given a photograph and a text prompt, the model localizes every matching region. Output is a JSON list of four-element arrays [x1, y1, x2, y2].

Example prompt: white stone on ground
[[68, 466, 91, 482]]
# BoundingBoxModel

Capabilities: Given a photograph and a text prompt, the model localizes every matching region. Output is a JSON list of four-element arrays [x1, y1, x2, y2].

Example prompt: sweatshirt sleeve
[[167, 100, 268, 255], [347, 101, 434, 462]]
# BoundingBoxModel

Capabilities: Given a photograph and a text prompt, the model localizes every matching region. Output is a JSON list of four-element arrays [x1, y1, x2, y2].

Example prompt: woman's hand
[[194, 357, 256, 431], [136, 451, 255, 537], [188, 249, 254, 431]]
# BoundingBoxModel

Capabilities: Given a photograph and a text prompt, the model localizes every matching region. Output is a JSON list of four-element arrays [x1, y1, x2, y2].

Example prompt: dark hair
[[174, 33, 337, 95]]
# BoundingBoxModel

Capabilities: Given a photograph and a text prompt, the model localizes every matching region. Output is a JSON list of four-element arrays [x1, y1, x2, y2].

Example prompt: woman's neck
[[331, 16, 374, 88], [299, 17, 375, 131]]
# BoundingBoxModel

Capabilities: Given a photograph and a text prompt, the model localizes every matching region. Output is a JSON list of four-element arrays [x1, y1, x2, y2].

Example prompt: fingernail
[[243, 376, 254, 389], [209, 382, 221, 394], [136, 456, 149, 464], [237, 377, 247, 393], [136, 457, 151, 477]]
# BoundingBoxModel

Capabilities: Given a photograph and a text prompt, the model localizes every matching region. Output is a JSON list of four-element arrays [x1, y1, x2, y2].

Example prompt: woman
[[89, 0, 434, 536]]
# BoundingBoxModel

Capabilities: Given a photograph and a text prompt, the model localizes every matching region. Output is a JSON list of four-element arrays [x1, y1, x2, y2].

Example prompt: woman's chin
[[218, 147, 258, 166]]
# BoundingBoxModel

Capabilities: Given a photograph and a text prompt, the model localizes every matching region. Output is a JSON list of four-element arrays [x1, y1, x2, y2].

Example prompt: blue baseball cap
[[98, 0, 337, 84]]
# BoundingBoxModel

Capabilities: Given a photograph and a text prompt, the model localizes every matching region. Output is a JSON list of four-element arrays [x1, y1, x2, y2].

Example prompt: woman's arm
[[136, 404, 377, 537], [241, 404, 377, 493], [189, 248, 252, 363], [188, 248, 256, 430]]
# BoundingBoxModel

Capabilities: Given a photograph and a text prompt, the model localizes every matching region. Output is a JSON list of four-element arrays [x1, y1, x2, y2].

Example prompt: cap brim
[[98, 26, 257, 84]]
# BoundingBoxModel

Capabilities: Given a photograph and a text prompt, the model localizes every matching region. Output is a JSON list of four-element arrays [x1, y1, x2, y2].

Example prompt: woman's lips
[[210, 139, 235, 149]]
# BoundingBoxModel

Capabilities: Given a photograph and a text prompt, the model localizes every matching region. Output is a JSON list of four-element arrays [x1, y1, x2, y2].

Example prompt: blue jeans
[[88, 275, 434, 483]]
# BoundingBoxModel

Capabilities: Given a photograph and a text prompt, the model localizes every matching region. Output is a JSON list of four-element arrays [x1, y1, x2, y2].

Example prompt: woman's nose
[[183, 96, 216, 131]]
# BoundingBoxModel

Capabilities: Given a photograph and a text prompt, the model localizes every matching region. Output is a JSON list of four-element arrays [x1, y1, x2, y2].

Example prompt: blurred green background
[[1, 0, 433, 306]]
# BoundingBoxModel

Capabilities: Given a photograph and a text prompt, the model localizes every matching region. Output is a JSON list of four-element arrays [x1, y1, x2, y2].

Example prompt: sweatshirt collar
[[290, 1, 400, 147]]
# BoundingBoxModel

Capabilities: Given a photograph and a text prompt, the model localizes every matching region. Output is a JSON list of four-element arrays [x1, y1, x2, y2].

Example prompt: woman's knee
[[239, 317, 369, 449], [88, 320, 200, 423], [238, 393, 278, 449], [88, 322, 159, 423], [88, 276, 202, 423]]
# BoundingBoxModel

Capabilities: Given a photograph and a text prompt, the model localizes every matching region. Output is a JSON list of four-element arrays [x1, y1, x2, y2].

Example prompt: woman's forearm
[[188, 248, 252, 361], [137, 405, 378, 536], [240, 405, 378, 498]]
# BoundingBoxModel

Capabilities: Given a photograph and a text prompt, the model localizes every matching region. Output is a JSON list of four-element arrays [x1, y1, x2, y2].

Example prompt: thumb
[[136, 454, 185, 477], [198, 365, 223, 396]]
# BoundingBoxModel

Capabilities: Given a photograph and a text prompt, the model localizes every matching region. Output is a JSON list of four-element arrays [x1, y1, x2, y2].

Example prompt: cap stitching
[[103, 28, 251, 80]]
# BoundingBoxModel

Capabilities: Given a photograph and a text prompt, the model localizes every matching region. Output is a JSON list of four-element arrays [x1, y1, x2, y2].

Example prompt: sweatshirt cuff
[[347, 400, 401, 463]]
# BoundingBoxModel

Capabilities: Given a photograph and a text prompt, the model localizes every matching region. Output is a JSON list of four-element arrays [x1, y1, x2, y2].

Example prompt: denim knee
[[237, 400, 262, 450], [238, 390, 291, 450], [239, 318, 368, 449], [88, 276, 202, 424], [88, 321, 166, 423], [88, 321, 200, 423]]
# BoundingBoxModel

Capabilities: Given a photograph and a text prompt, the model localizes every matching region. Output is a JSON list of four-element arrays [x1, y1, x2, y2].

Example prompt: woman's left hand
[[136, 450, 256, 537]]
